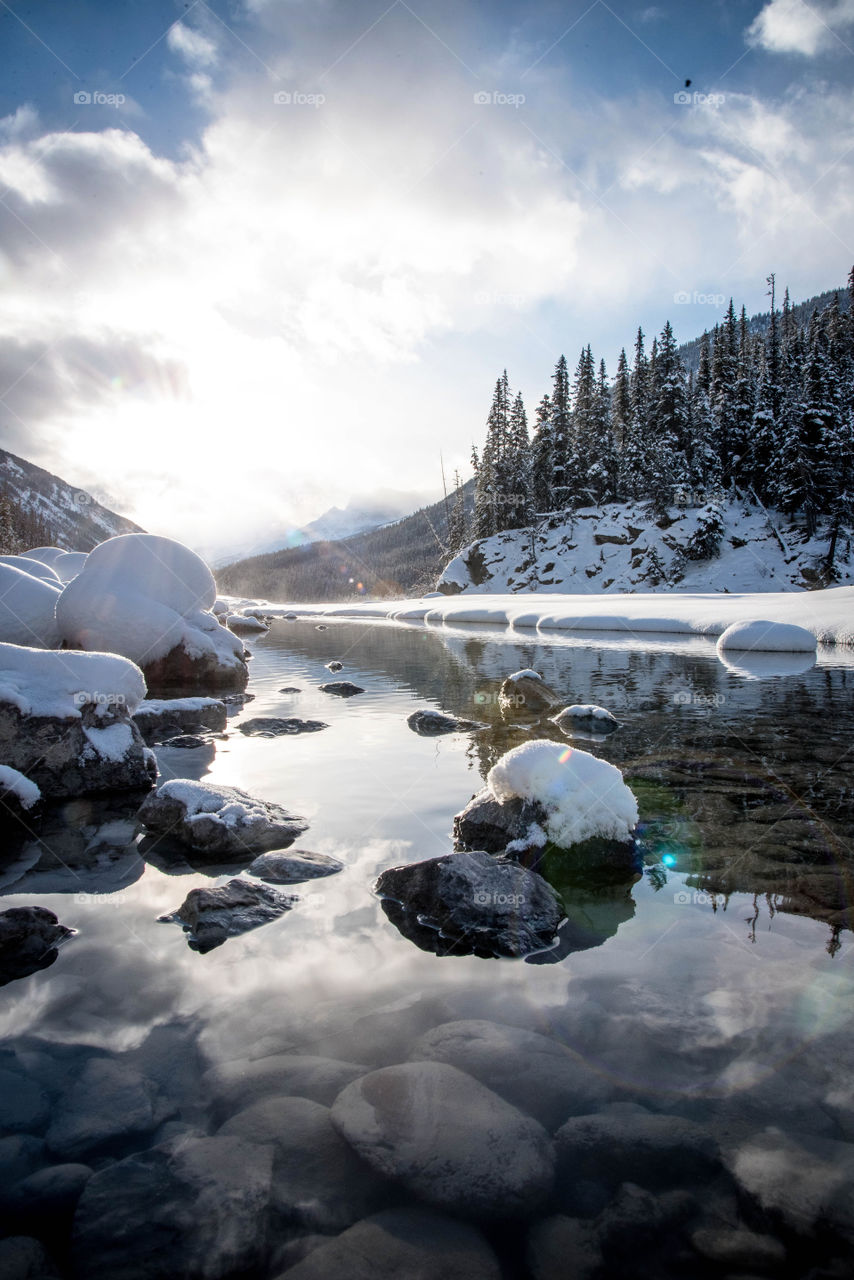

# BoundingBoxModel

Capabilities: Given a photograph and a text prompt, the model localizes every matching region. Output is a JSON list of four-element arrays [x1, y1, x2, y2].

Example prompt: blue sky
[[1, 0, 853, 555]]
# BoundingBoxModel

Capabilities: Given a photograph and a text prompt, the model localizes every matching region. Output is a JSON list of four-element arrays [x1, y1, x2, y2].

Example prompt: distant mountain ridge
[[0, 447, 143, 550]]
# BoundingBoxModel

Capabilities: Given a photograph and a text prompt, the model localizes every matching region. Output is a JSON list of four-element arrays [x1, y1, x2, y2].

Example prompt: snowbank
[[716, 619, 817, 653], [0, 765, 41, 810], [20, 546, 68, 568], [0, 562, 61, 648], [0, 641, 147, 718], [0, 555, 61, 584], [55, 534, 247, 688], [51, 550, 88, 584], [488, 739, 638, 849]]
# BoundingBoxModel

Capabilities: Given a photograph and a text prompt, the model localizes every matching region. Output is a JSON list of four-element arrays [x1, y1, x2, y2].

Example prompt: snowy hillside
[[0, 448, 143, 550], [438, 499, 853, 596]]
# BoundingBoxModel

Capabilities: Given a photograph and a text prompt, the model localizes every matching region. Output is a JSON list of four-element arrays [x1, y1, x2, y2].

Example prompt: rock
[[0, 799, 144, 897], [0, 907, 75, 987], [202, 1054, 368, 1118], [0, 1135, 46, 1189], [555, 1104, 720, 1193], [5, 1162, 93, 1221], [223, 691, 254, 704], [315, 624, 327, 630], [163, 734, 209, 748], [227, 613, 268, 633], [132, 696, 227, 743], [159, 878, 297, 952], [526, 1215, 603, 1280], [238, 717, 328, 737], [325, 660, 343, 672], [278, 686, 302, 693], [46, 1057, 173, 1159], [499, 672, 563, 717], [375, 850, 564, 959], [551, 704, 619, 736], [330, 1061, 555, 1218], [407, 709, 481, 736], [271, 1208, 501, 1280], [137, 780, 308, 858], [141, 644, 249, 693], [691, 1226, 786, 1271], [219, 1095, 387, 1231], [247, 850, 344, 883], [0, 1068, 50, 1134], [727, 1127, 854, 1243], [409, 1020, 613, 1131], [0, 1237, 55, 1280], [319, 681, 364, 696], [268, 1234, 331, 1273], [453, 788, 548, 855], [71, 1135, 273, 1279]]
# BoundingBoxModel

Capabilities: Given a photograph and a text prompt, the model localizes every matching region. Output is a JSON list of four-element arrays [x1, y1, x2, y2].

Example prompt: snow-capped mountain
[[438, 500, 854, 596], [0, 447, 143, 550]]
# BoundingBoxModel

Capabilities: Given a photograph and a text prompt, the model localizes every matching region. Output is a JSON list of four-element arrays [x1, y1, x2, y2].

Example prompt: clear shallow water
[[2, 618, 854, 1277]]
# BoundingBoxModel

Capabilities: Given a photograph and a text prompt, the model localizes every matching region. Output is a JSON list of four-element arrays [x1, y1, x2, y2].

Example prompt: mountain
[[217, 481, 475, 601], [0, 448, 144, 551]]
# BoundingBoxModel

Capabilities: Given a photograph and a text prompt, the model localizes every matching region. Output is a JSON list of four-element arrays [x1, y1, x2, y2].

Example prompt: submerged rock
[[274, 1208, 502, 1280], [238, 717, 328, 737], [319, 680, 365, 697], [137, 779, 307, 858], [526, 1215, 603, 1280], [70, 1135, 273, 1280], [0, 906, 74, 987], [0, 1068, 50, 1134], [202, 1053, 367, 1118], [407, 709, 481, 736], [376, 850, 563, 959], [219, 1095, 387, 1231], [247, 849, 343, 883], [278, 686, 302, 694], [159, 877, 297, 952], [727, 1126, 854, 1243], [555, 1104, 720, 1194], [409, 1020, 614, 1131], [0, 1237, 56, 1280], [46, 1058, 173, 1159], [330, 1061, 555, 1218]]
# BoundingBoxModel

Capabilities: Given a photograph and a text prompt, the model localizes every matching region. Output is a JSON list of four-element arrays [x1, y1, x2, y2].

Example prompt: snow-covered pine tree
[[569, 345, 596, 504], [550, 356, 572, 512], [712, 300, 739, 487], [447, 469, 469, 555], [586, 358, 619, 502], [689, 331, 720, 491], [646, 320, 685, 512], [531, 394, 554, 514], [622, 328, 650, 499], [505, 391, 532, 529]]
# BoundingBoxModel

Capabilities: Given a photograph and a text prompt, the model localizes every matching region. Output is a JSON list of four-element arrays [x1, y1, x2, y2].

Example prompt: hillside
[[218, 481, 475, 601], [0, 448, 143, 551], [438, 499, 853, 596]]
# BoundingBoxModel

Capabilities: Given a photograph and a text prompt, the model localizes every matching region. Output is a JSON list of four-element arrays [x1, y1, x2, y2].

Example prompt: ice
[[487, 739, 638, 848], [0, 640, 147, 719]]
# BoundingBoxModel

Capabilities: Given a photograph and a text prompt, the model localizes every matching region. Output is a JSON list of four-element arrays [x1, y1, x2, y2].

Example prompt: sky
[[1, 0, 853, 559]]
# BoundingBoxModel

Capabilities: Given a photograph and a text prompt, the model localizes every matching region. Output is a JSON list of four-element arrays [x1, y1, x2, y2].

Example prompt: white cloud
[[167, 22, 219, 68], [747, 0, 854, 56]]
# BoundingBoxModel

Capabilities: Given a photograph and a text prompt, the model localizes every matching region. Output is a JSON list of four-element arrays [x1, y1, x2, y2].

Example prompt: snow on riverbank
[[236, 586, 854, 647]]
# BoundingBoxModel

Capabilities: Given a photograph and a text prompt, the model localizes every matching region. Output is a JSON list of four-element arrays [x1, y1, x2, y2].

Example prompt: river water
[[2, 616, 853, 1278]]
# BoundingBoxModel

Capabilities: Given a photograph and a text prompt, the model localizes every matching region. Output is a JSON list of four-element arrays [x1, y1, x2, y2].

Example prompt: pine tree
[[622, 328, 650, 499], [447, 470, 469, 555], [505, 392, 532, 529], [712, 300, 739, 486], [586, 358, 618, 503], [569, 346, 596, 504], [550, 356, 572, 511], [647, 320, 687, 510], [531, 394, 554, 514], [690, 332, 720, 492]]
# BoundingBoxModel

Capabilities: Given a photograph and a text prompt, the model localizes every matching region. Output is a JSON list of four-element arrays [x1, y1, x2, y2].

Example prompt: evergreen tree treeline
[[0, 486, 55, 556], [470, 271, 854, 566]]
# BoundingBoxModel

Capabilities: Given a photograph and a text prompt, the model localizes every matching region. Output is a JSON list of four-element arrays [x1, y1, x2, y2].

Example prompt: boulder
[[219, 1095, 387, 1231], [247, 849, 343, 883], [407, 709, 481, 736], [55, 533, 248, 694], [0, 907, 74, 987], [499, 672, 563, 717], [555, 1104, 720, 1193], [202, 1053, 367, 1118], [331, 1061, 555, 1218], [318, 681, 364, 697], [526, 1215, 603, 1280], [46, 1057, 173, 1159], [238, 717, 328, 737], [0, 643, 155, 799], [409, 1020, 614, 1131], [0, 1237, 56, 1280], [325, 661, 343, 672], [551, 704, 619, 736], [726, 1126, 854, 1243], [271, 1208, 501, 1280], [70, 1135, 273, 1280], [137, 779, 307, 858], [453, 788, 547, 855], [375, 850, 564, 959], [132, 697, 227, 743], [691, 1225, 786, 1271], [0, 1068, 50, 1134], [159, 878, 297, 952], [4, 1162, 93, 1223]]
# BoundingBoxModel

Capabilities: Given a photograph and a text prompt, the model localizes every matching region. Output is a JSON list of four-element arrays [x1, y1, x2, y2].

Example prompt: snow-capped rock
[[137, 779, 308, 859], [0, 765, 41, 822], [0, 642, 155, 798], [551, 704, 620, 735], [499, 672, 563, 716], [407, 709, 481, 736], [132, 696, 227, 743], [55, 534, 248, 693], [0, 562, 61, 648]]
